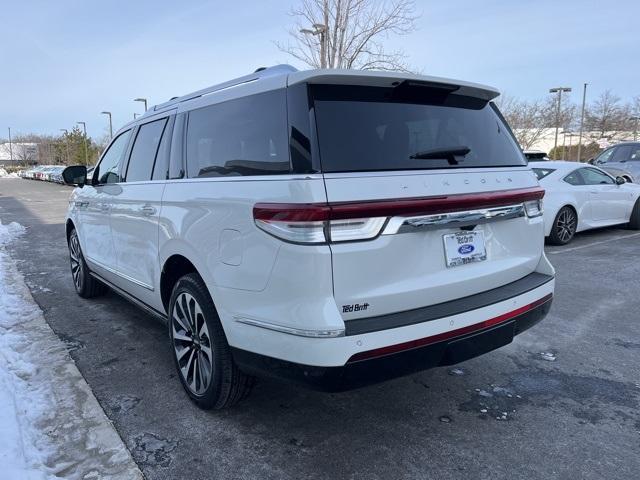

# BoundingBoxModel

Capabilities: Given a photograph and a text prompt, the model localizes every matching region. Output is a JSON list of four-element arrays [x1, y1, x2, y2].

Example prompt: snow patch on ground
[[0, 168, 20, 178], [0, 220, 142, 479]]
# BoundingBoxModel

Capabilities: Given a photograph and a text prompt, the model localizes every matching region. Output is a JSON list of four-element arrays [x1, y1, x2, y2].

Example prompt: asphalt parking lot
[[1, 178, 639, 480]]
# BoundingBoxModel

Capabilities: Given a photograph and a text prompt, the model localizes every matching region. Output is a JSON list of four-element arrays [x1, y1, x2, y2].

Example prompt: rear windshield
[[532, 168, 556, 180], [312, 85, 525, 173]]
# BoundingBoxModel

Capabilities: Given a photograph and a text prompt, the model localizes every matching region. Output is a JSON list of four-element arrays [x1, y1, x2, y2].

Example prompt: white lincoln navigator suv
[[63, 65, 555, 409]]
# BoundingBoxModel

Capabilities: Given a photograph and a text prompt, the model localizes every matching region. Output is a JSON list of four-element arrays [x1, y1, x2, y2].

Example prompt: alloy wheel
[[69, 232, 83, 290], [556, 209, 576, 243], [171, 292, 213, 396]]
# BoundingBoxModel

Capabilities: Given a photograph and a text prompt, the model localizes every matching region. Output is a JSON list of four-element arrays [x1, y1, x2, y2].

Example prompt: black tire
[[68, 228, 108, 298], [628, 198, 640, 230], [168, 273, 254, 409], [548, 206, 577, 245]]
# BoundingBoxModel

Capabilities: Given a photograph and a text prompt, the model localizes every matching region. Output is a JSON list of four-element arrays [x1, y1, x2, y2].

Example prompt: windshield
[[311, 85, 525, 173]]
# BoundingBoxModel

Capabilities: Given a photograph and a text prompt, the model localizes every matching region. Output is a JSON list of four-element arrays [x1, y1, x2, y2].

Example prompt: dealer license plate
[[443, 231, 487, 268]]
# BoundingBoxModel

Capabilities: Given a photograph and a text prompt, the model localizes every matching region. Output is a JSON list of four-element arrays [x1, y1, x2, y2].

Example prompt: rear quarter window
[[532, 168, 555, 180], [185, 90, 290, 178]]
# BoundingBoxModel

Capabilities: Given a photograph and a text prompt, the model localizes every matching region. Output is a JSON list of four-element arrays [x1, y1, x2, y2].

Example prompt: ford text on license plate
[[443, 231, 487, 268]]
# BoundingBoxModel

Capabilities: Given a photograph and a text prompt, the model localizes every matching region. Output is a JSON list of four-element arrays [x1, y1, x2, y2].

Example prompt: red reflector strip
[[348, 293, 553, 363], [254, 187, 545, 222]]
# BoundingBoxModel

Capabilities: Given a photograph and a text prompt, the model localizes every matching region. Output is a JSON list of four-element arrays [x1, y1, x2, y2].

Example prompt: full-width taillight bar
[[254, 187, 545, 244]]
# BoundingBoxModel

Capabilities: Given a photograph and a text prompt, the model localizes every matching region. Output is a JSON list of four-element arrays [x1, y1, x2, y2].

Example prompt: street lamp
[[134, 97, 148, 112], [549, 86, 572, 159], [577, 83, 588, 162], [60, 129, 70, 164], [7, 127, 13, 164], [566, 133, 578, 161], [630, 115, 640, 141], [100, 111, 113, 139], [76, 121, 88, 165], [300, 23, 328, 68]]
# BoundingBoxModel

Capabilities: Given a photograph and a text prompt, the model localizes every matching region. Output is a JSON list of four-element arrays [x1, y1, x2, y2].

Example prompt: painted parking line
[[546, 232, 640, 254]]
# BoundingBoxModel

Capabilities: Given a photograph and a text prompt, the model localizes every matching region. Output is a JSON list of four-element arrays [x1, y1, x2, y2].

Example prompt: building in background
[[513, 129, 636, 160], [0, 143, 38, 166]]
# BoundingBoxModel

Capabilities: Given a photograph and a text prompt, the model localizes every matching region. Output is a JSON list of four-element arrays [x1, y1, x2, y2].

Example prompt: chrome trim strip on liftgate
[[382, 204, 525, 235]]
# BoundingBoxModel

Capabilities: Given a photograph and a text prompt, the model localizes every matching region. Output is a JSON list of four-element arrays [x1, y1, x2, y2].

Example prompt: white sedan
[[533, 161, 640, 245]]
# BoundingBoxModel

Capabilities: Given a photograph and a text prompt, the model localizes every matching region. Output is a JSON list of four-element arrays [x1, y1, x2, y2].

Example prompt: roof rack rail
[[150, 64, 298, 113]]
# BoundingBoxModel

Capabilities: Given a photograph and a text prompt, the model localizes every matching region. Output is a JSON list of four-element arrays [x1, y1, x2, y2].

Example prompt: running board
[[89, 272, 168, 323]]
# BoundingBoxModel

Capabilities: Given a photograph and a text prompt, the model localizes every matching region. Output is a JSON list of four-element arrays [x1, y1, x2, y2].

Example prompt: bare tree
[[585, 90, 628, 139], [498, 95, 565, 150], [277, 0, 419, 71]]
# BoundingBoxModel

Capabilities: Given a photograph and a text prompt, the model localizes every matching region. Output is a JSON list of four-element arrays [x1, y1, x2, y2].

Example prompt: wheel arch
[[65, 218, 76, 242], [160, 254, 205, 313], [545, 196, 579, 236], [555, 203, 579, 231]]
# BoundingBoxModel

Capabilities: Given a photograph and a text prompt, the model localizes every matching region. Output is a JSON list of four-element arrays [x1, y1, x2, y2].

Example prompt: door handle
[[140, 204, 157, 216]]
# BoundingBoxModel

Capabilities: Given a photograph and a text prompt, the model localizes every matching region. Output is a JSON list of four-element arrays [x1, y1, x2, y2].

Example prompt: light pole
[[300, 23, 328, 68], [101, 111, 113, 139], [630, 115, 640, 141], [577, 83, 588, 162], [7, 127, 13, 164], [77, 121, 88, 165], [134, 98, 148, 112], [60, 129, 70, 164], [549, 86, 572, 159], [566, 133, 577, 161]]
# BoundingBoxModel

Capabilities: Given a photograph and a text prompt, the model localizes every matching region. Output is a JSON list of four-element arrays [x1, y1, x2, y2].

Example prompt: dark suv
[[591, 142, 640, 182]]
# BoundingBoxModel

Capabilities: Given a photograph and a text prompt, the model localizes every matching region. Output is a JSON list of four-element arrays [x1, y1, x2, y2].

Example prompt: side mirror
[[588, 158, 596, 164], [62, 165, 87, 187], [615, 176, 626, 185]]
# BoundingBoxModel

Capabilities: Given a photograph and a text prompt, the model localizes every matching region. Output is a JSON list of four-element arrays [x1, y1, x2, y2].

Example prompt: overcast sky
[[1, 0, 638, 139]]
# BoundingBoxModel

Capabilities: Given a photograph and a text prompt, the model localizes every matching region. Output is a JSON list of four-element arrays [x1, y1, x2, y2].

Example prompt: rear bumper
[[232, 293, 552, 392]]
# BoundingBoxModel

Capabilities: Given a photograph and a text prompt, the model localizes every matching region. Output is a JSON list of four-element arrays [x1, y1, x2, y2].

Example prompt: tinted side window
[[610, 145, 632, 163], [186, 90, 290, 178], [169, 113, 186, 179], [532, 168, 555, 180], [563, 170, 584, 185], [126, 118, 168, 182], [594, 147, 615, 164], [152, 116, 175, 180], [581, 168, 614, 185], [96, 130, 131, 184]]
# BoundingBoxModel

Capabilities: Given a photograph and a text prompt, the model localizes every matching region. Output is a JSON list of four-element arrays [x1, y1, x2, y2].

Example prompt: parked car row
[[20, 165, 66, 182], [525, 146, 638, 183], [21, 165, 94, 184]]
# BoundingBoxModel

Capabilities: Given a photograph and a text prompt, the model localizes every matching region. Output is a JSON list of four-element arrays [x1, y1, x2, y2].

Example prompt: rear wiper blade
[[409, 146, 471, 165]]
